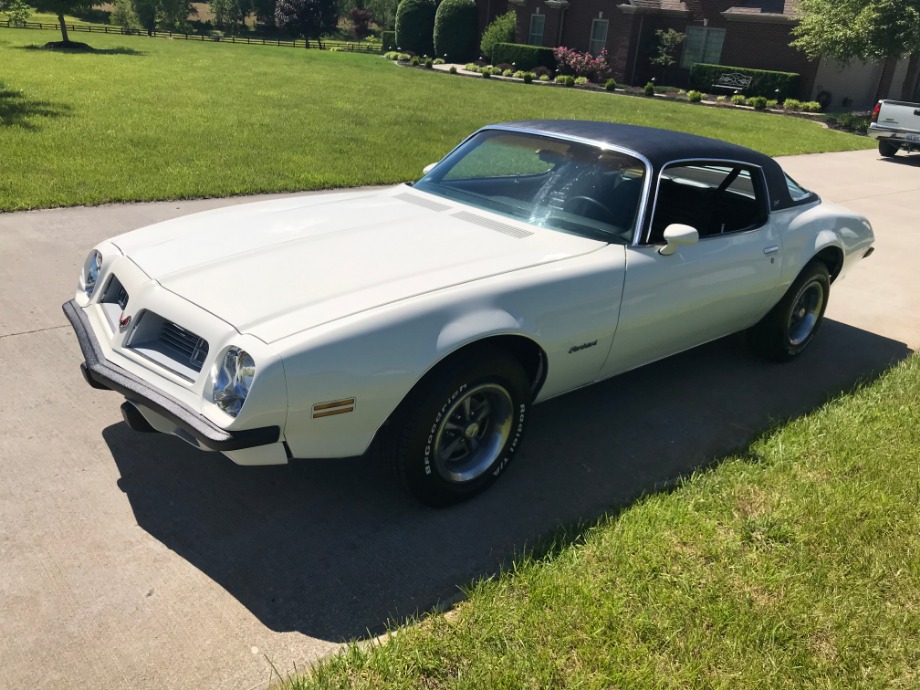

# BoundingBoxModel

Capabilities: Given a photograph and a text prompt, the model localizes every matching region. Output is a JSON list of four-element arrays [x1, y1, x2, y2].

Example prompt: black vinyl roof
[[492, 120, 808, 211]]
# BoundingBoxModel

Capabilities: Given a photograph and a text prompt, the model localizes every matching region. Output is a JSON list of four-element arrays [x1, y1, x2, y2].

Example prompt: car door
[[599, 161, 785, 378]]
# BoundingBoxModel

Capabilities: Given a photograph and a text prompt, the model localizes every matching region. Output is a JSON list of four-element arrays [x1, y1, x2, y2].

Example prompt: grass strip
[[1, 28, 872, 211], [288, 354, 920, 690]]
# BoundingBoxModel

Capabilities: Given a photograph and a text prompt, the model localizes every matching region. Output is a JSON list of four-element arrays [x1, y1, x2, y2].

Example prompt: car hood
[[113, 187, 602, 343]]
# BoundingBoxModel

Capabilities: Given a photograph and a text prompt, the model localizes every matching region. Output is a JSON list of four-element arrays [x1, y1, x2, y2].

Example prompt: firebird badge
[[118, 313, 131, 330]]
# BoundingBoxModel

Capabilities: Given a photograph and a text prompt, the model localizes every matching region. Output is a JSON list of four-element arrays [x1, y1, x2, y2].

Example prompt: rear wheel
[[749, 262, 830, 362], [879, 140, 899, 157], [387, 349, 530, 507]]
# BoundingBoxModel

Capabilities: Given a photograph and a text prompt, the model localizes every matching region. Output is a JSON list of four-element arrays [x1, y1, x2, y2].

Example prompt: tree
[[649, 28, 684, 86], [792, 0, 920, 101], [1, 0, 33, 26], [394, 0, 435, 55], [350, 6, 372, 39], [211, 0, 252, 33], [480, 10, 515, 63], [275, 0, 338, 47], [252, 0, 276, 28], [433, 0, 477, 62], [30, 0, 99, 43], [365, 0, 396, 30]]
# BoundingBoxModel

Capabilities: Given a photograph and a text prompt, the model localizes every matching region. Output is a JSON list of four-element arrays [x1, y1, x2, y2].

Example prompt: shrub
[[449, 65, 457, 74], [783, 98, 802, 111], [384, 51, 400, 60], [395, 0, 436, 56], [533, 65, 552, 78], [688, 63, 800, 101], [464, 62, 478, 71], [492, 42, 556, 72], [605, 78, 617, 92], [574, 76, 588, 85], [381, 30, 396, 52], [687, 89, 702, 103], [801, 101, 823, 112], [539, 74, 551, 81], [513, 70, 525, 79], [825, 111, 870, 135], [564, 75, 576, 87], [433, 57, 445, 65], [523, 72, 534, 84], [502, 69, 514, 77], [480, 10, 516, 64], [555, 75, 567, 84], [409, 55, 420, 66], [424, 57, 433, 68], [731, 93, 746, 105], [496, 63, 513, 72], [553, 46, 612, 83], [481, 69, 491, 79], [749, 96, 767, 110], [433, 0, 478, 63], [716, 95, 727, 104], [644, 81, 656, 97], [766, 99, 778, 108]]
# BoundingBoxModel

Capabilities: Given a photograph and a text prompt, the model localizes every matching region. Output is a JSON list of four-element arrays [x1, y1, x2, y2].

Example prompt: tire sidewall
[[779, 267, 829, 358], [400, 355, 529, 506]]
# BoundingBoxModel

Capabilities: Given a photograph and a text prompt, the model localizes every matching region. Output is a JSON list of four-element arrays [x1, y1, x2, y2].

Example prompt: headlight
[[211, 347, 255, 418], [81, 250, 103, 297]]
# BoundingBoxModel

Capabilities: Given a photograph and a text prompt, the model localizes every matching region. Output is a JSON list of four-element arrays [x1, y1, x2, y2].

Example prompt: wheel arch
[[811, 244, 844, 282]]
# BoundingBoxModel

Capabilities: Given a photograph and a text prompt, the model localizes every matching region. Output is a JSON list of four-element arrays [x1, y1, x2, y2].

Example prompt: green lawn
[[288, 354, 920, 690], [1, 27, 872, 211]]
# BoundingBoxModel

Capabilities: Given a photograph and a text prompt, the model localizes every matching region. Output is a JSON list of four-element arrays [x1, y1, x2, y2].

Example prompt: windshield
[[414, 130, 647, 243]]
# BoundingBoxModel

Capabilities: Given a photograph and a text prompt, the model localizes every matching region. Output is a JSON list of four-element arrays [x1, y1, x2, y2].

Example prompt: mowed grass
[[1, 28, 872, 211], [289, 354, 920, 690]]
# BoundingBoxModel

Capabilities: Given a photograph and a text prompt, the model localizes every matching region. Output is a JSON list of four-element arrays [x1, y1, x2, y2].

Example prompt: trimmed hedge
[[381, 30, 396, 52], [433, 0, 478, 62], [689, 63, 800, 101], [395, 0, 436, 56], [491, 42, 555, 72]]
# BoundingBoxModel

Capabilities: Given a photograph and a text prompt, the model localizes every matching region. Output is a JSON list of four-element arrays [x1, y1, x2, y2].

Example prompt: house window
[[529, 14, 545, 45], [680, 26, 725, 69], [589, 19, 609, 56]]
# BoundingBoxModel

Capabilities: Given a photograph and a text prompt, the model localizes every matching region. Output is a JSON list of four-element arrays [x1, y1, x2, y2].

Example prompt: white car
[[65, 121, 875, 506]]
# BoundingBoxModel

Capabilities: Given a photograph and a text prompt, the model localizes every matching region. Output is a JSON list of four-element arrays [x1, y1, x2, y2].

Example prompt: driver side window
[[648, 162, 767, 244]]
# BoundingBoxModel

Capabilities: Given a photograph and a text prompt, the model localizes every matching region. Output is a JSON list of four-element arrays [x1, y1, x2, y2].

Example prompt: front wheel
[[388, 350, 530, 507], [749, 262, 830, 362]]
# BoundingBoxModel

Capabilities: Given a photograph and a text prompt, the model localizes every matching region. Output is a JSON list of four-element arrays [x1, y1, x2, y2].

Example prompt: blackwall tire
[[749, 262, 830, 362], [879, 140, 899, 158], [389, 350, 530, 507]]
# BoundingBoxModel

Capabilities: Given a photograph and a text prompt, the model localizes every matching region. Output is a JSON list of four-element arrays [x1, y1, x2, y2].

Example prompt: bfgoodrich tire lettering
[[750, 261, 830, 362], [389, 349, 530, 507]]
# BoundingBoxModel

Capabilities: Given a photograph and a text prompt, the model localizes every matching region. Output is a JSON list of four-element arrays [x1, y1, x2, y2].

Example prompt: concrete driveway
[[1, 148, 917, 690]]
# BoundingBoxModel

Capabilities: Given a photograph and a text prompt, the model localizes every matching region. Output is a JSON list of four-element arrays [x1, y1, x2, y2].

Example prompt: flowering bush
[[552, 46, 612, 83]]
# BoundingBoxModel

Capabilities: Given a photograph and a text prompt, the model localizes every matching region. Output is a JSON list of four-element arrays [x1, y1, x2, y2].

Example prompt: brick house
[[497, 0, 909, 108]]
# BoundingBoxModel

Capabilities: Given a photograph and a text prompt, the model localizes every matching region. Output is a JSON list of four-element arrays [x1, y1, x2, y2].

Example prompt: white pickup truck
[[869, 99, 920, 157]]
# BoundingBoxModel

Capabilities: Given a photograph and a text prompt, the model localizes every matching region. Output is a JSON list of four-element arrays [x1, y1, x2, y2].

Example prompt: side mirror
[[422, 162, 438, 175], [659, 223, 699, 256]]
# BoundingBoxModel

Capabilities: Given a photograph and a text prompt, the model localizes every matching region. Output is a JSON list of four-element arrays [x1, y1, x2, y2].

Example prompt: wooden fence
[[1, 21, 383, 52]]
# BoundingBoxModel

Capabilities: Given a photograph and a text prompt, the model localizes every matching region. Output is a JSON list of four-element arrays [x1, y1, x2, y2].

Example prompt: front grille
[[159, 321, 210, 371], [126, 311, 210, 380]]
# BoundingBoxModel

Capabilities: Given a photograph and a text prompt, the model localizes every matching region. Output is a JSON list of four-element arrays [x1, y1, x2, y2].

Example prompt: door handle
[[763, 246, 780, 255]]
